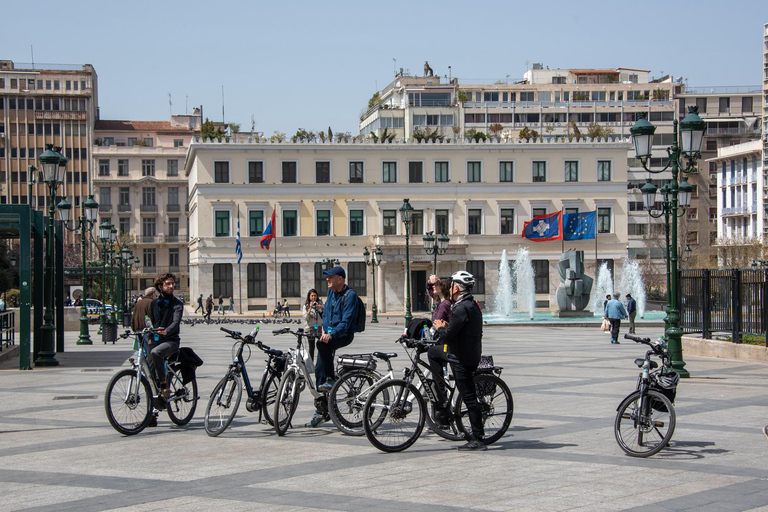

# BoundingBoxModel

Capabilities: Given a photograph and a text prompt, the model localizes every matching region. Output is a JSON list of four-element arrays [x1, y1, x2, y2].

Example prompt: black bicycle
[[204, 327, 287, 436], [614, 333, 679, 457], [362, 336, 513, 452]]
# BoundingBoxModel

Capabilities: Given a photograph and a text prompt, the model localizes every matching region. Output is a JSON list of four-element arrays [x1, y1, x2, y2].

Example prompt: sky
[[3, 0, 765, 136]]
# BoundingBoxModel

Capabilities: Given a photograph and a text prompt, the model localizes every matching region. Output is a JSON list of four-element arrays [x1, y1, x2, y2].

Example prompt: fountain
[[590, 262, 614, 315], [490, 248, 535, 320], [619, 259, 646, 318]]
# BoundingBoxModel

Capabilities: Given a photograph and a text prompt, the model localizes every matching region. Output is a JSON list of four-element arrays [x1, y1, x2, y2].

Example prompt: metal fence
[[680, 268, 768, 344], [0, 311, 15, 351]]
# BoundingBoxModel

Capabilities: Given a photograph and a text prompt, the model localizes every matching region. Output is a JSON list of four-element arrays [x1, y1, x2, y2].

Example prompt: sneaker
[[458, 437, 487, 451], [305, 412, 330, 428], [763, 425, 768, 441], [318, 380, 336, 392], [159, 382, 171, 399], [147, 414, 158, 427]]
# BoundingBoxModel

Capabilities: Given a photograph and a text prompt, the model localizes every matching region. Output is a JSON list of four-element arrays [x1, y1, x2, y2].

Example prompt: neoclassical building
[[186, 137, 630, 314]]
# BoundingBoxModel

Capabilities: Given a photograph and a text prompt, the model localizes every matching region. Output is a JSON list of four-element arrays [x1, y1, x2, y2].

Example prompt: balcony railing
[[99, 204, 112, 212], [167, 204, 181, 212], [165, 235, 182, 243], [118, 204, 131, 212], [140, 204, 157, 212], [139, 236, 160, 243]]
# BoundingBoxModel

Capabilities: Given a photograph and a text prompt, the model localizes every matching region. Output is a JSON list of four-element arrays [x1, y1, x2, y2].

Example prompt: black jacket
[[436, 293, 482, 366], [149, 293, 184, 344]]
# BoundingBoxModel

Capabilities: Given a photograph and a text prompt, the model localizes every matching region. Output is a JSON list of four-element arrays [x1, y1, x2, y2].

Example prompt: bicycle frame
[[283, 330, 321, 399]]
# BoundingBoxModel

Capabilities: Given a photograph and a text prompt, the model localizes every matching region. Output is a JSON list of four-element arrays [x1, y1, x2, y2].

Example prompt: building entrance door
[[412, 270, 428, 311]]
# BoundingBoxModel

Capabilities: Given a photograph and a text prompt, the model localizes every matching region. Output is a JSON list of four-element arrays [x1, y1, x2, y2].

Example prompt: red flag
[[260, 210, 276, 249]]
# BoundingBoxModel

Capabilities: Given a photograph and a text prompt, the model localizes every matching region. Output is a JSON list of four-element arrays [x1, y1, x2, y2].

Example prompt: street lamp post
[[98, 220, 112, 332], [363, 246, 383, 323], [422, 231, 449, 276], [109, 226, 118, 323], [57, 194, 99, 344], [35, 145, 68, 366], [322, 258, 340, 271], [400, 198, 414, 325], [631, 106, 706, 378]]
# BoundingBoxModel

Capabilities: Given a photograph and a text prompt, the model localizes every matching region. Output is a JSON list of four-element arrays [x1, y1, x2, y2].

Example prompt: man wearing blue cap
[[306, 265, 358, 427]]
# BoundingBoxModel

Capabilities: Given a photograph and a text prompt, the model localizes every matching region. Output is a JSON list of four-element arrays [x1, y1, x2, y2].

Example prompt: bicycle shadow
[[652, 440, 730, 460], [491, 439, 578, 450]]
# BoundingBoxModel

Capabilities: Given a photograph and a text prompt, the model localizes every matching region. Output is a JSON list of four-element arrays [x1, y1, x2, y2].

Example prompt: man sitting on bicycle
[[431, 270, 486, 451], [306, 266, 357, 427], [148, 273, 184, 399]]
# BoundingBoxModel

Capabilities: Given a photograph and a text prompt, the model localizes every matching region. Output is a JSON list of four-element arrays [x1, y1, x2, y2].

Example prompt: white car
[[85, 299, 114, 316]]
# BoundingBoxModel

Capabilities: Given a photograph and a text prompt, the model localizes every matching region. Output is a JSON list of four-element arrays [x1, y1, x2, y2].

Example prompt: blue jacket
[[604, 299, 628, 320], [323, 285, 357, 339], [626, 298, 637, 314]]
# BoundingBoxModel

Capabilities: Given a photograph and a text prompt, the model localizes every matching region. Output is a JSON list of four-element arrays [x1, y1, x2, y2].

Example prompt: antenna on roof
[[168, 93, 172, 118], [30, 45, 35, 69], [221, 85, 225, 124]]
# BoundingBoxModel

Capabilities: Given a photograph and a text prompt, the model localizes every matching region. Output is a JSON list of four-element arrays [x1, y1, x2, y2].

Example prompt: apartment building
[[709, 140, 764, 242], [92, 113, 200, 295], [0, 60, 98, 241], [359, 65, 680, 262], [185, 138, 630, 314], [677, 87, 763, 263]]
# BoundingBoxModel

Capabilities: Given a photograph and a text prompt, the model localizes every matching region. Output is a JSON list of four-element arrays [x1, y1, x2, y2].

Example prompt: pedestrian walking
[[218, 295, 224, 315], [625, 294, 637, 334], [204, 294, 213, 323], [283, 299, 290, 318], [604, 292, 628, 344], [194, 294, 203, 314], [228, 296, 234, 313]]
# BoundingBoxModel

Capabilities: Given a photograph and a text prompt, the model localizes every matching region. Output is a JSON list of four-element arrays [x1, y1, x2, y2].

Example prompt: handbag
[[600, 318, 610, 332]]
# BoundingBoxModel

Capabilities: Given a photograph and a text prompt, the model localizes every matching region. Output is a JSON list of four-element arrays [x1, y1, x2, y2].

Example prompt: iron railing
[[680, 268, 768, 344]]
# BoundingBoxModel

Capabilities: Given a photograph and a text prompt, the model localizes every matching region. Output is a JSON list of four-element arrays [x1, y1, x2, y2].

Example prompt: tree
[[201, 118, 225, 141], [269, 131, 286, 143], [464, 129, 487, 142], [716, 237, 765, 268], [566, 119, 582, 139], [518, 126, 539, 141], [586, 122, 614, 140], [488, 123, 504, 137], [413, 128, 444, 143], [291, 128, 316, 143], [227, 122, 241, 134], [457, 90, 468, 103], [370, 127, 395, 143]]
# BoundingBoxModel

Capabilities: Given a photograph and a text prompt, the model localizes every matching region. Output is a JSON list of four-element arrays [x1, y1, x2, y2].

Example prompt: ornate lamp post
[[422, 231, 449, 276], [35, 145, 68, 366], [109, 226, 118, 323], [322, 258, 340, 271], [631, 106, 706, 378], [363, 246, 383, 323], [57, 194, 99, 344], [98, 220, 112, 331], [400, 198, 414, 325]]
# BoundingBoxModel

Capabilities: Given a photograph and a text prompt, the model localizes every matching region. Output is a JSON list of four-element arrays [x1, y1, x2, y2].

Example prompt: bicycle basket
[[475, 355, 496, 396], [649, 370, 678, 412]]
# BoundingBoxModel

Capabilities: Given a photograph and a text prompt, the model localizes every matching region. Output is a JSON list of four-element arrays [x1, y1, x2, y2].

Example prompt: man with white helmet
[[432, 270, 486, 451]]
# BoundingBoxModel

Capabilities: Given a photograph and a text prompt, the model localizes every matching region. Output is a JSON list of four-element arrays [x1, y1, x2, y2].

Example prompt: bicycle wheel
[[166, 367, 198, 426], [274, 368, 300, 436], [260, 372, 281, 427], [363, 379, 425, 453], [204, 373, 242, 437], [456, 373, 514, 445], [105, 369, 153, 436], [614, 389, 675, 457], [328, 369, 380, 436]]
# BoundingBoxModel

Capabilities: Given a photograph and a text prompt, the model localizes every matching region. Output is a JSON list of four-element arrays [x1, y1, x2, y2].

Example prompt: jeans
[[148, 341, 179, 385], [314, 334, 353, 387], [609, 318, 622, 341]]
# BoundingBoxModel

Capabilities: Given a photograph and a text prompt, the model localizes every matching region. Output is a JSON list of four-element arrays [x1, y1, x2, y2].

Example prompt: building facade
[[0, 60, 98, 242], [92, 114, 199, 296], [186, 138, 630, 314]]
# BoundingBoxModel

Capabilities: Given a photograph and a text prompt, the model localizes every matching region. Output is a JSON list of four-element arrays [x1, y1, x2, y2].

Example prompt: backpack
[[342, 288, 366, 333]]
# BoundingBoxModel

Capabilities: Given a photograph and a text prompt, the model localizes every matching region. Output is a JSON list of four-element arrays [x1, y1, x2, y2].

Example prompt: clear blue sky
[[4, 0, 764, 135]]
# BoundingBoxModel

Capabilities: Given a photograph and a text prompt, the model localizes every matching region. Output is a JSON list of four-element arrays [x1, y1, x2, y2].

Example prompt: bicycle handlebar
[[624, 334, 651, 344], [624, 333, 667, 357], [119, 326, 161, 339]]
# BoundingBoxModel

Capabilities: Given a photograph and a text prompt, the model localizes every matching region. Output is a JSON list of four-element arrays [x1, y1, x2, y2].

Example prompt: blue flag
[[563, 211, 596, 241], [523, 211, 562, 242]]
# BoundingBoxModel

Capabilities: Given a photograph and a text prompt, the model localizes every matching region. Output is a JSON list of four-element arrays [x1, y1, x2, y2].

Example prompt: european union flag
[[523, 211, 562, 242], [563, 211, 596, 241]]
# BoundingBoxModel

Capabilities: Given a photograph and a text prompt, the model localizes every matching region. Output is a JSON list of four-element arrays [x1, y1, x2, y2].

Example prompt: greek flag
[[235, 215, 242, 264]]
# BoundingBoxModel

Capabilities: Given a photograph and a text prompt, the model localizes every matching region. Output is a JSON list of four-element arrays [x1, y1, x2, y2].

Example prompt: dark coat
[[149, 293, 184, 344], [436, 293, 483, 366]]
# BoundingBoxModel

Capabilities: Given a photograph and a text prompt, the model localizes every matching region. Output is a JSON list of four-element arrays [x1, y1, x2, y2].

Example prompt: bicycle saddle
[[373, 352, 397, 360], [635, 358, 658, 369], [266, 348, 283, 356]]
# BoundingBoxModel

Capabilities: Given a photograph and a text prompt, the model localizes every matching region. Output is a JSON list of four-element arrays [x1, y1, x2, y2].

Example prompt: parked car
[[85, 299, 114, 316]]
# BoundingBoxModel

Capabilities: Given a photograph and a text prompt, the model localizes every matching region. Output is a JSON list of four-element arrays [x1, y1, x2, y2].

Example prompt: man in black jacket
[[433, 270, 486, 451], [148, 273, 184, 397]]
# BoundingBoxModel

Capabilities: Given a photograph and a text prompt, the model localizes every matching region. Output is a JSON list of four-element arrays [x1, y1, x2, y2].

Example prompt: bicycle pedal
[[621, 413, 632, 419], [653, 421, 665, 428]]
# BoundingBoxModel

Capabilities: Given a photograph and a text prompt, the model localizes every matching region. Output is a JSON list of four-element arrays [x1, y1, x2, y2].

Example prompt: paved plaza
[[1, 321, 768, 511]]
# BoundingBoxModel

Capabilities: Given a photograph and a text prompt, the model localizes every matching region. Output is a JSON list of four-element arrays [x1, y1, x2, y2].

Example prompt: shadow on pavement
[[655, 440, 730, 460], [56, 350, 134, 368], [493, 439, 578, 450]]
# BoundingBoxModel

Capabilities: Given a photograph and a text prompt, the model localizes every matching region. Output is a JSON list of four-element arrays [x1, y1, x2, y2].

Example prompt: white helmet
[[451, 270, 475, 288]]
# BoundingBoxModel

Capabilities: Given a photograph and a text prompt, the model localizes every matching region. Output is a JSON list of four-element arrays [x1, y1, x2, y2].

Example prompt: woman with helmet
[[431, 270, 486, 451]]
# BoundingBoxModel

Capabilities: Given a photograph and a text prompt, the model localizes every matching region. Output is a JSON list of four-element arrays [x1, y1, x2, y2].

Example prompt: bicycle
[[105, 326, 199, 435], [204, 326, 287, 436], [272, 327, 327, 436], [362, 336, 513, 452], [614, 333, 679, 457]]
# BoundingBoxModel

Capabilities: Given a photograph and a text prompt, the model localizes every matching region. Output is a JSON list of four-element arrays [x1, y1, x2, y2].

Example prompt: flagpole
[[237, 205, 242, 315], [274, 225, 277, 310]]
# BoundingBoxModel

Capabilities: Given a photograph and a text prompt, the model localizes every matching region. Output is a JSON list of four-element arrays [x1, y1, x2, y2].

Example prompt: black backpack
[[342, 288, 366, 333]]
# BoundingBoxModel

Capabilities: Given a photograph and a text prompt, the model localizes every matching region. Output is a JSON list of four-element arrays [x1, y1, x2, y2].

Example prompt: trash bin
[[102, 322, 118, 344]]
